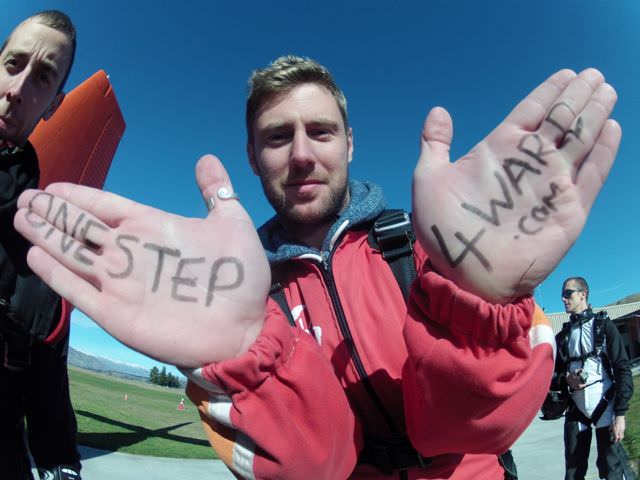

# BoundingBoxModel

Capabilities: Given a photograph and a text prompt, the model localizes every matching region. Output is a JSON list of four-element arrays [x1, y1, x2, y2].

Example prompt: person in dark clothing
[[0, 10, 81, 480], [554, 276, 634, 480]]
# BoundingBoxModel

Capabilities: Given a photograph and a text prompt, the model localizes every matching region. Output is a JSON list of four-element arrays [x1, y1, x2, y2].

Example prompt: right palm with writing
[[412, 69, 620, 304]]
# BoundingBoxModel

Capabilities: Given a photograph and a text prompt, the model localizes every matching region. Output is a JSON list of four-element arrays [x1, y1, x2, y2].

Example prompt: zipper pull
[[322, 251, 330, 271]]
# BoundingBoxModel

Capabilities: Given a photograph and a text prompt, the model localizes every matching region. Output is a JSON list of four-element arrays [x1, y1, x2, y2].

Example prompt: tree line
[[149, 366, 181, 387]]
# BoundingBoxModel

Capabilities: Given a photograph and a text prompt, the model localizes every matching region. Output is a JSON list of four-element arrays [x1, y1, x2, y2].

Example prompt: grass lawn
[[68, 366, 216, 459], [624, 375, 640, 470]]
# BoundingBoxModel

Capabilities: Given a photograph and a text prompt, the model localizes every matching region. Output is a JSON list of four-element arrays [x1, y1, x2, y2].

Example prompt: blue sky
[[3, 1, 639, 373]]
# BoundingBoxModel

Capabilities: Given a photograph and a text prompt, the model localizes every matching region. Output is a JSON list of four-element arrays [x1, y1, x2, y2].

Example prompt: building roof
[[546, 301, 640, 334]]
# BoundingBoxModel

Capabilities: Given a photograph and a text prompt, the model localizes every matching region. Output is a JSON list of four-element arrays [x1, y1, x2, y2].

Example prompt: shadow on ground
[[76, 410, 210, 458]]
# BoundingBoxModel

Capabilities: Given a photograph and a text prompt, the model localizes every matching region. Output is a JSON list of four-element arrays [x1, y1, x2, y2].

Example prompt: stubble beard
[[261, 175, 350, 235]]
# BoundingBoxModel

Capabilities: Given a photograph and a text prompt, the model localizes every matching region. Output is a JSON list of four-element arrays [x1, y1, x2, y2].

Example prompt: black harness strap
[[369, 209, 416, 301], [358, 436, 430, 475], [268, 210, 429, 474], [269, 283, 296, 327], [590, 385, 616, 425], [567, 311, 607, 361], [570, 385, 616, 427], [563, 312, 614, 380], [561, 311, 618, 427]]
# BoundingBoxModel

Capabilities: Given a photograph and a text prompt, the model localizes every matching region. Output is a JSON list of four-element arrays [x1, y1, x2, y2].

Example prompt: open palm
[[413, 69, 620, 303], [14, 155, 270, 367]]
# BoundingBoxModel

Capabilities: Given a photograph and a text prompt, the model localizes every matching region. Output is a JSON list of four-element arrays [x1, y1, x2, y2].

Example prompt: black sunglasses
[[562, 289, 582, 299]]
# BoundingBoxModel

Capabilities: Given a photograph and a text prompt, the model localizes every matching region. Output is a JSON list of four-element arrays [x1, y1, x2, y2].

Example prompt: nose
[[5, 73, 27, 105], [290, 131, 315, 167]]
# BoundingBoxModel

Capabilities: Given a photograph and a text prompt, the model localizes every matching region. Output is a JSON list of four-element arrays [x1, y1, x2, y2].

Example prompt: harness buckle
[[373, 211, 415, 262], [360, 436, 431, 473]]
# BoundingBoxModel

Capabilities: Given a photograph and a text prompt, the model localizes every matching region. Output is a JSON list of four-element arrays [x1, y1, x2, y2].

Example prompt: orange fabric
[[186, 382, 237, 468], [28, 71, 125, 345], [532, 303, 551, 327], [30, 70, 125, 189]]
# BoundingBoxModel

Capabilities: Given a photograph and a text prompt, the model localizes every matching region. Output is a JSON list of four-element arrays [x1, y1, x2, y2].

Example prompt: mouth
[[286, 178, 324, 194], [286, 178, 323, 187]]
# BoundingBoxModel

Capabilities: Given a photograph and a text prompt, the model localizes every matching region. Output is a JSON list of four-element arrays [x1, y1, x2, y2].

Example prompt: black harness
[[557, 309, 615, 426], [0, 143, 61, 371]]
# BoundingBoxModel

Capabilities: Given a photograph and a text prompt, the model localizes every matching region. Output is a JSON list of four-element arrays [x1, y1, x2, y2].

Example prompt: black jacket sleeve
[[550, 327, 569, 391], [0, 143, 63, 342], [605, 318, 633, 415], [0, 143, 39, 224]]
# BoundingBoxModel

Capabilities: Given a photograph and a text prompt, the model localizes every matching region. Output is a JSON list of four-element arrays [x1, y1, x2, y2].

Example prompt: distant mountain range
[[68, 346, 150, 381]]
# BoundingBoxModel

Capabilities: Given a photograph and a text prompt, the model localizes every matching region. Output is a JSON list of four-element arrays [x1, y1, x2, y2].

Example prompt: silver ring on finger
[[217, 187, 240, 201]]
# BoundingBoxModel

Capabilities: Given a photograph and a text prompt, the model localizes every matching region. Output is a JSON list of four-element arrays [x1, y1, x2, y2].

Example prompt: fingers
[[20, 182, 139, 228], [26, 246, 106, 319], [505, 69, 576, 129], [506, 67, 618, 197], [574, 119, 621, 211], [560, 82, 617, 162], [417, 107, 453, 170], [195, 154, 244, 218], [506, 68, 613, 151], [17, 188, 111, 246], [14, 190, 113, 287], [537, 69, 606, 146]]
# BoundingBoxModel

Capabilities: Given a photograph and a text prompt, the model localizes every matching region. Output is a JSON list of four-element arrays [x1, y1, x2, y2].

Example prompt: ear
[[347, 127, 354, 163], [42, 92, 65, 121], [247, 142, 259, 175]]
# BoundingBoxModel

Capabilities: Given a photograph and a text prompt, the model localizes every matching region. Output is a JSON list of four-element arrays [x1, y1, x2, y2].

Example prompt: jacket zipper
[[321, 253, 401, 437]]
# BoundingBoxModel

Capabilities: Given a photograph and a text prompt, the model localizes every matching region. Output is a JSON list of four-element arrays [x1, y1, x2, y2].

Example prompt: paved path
[[75, 416, 600, 479], [513, 415, 599, 480], [77, 446, 234, 479]]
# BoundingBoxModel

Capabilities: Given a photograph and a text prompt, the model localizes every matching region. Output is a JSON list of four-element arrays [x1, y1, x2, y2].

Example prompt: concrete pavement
[[512, 415, 599, 480], [74, 416, 600, 479], [76, 445, 234, 479]]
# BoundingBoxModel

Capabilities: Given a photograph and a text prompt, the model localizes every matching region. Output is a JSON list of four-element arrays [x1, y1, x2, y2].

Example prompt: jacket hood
[[258, 180, 386, 265]]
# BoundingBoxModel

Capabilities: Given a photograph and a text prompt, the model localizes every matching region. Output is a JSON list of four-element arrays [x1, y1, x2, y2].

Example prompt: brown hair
[[246, 55, 348, 143]]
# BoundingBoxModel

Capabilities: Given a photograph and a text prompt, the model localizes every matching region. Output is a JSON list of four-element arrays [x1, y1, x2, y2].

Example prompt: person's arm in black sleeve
[[0, 145, 41, 272], [550, 331, 568, 391], [606, 319, 633, 415], [0, 145, 39, 224]]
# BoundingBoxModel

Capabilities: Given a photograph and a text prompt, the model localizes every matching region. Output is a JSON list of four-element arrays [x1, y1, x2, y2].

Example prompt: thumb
[[417, 106, 453, 170], [195, 154, 243, 219]]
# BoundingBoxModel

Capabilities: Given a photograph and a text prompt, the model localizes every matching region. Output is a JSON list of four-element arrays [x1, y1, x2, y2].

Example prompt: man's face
[[248, 83, 353, 230], [0, 19, 72, 145], [562, 280, 588, 314]]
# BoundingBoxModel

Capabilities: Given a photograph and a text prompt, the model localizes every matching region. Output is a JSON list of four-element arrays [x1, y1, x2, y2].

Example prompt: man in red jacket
[[14, 56, 620, 479], [0, 10, 80, 480]]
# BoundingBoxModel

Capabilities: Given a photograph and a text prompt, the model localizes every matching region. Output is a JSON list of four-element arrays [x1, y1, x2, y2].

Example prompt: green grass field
[[70, 365, 640, 464], [68, 366, 216, 459], [623, 375, 640, 470]]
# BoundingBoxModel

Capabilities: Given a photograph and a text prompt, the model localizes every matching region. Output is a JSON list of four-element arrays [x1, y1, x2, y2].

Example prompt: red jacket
[[185, 182, 554, 479]]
